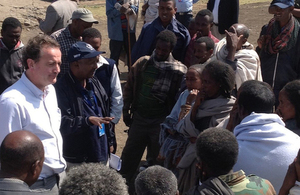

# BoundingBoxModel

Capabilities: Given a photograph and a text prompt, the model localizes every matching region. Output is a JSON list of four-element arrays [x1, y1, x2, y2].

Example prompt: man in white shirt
[[0, 35, 66, 195]]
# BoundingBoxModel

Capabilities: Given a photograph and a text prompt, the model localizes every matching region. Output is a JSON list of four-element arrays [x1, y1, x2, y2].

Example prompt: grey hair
[[59, 163, 128, 195], [135, 165, 178, 195]]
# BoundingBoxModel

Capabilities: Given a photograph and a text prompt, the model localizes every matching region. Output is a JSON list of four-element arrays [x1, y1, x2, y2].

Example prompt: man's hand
[[226, 100, 240, 132], [110, 146, 114, 153], [120, 3, 130, 14], [194, 90, 205, 108], [225, 27, 242, 61], [89, 116, 114, 127], [279, 161, 297, 195], [225, 27, 240, 50], [195, 31, 203, 40], [278, 149, 300, 195], [257, 35, 264, 49], [123, 112, 133, 127], [126, 8, 134, 15], [190, 91, 205, 123], [186, 89, 199, 105]]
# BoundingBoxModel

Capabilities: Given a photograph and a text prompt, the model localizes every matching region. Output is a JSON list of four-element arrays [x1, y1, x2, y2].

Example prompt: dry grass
[[80, 4, 107, 18], [199, 0, 269, 5], [80, 0, 271, 19]]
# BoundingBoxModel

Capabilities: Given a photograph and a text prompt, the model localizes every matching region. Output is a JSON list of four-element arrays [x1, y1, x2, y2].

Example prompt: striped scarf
[[264, 16, 299, 54]]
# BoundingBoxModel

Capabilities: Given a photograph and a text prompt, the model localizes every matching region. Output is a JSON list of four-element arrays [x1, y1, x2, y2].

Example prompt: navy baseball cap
[[271, 0, 294, 8], [68, 42, 104, 63]]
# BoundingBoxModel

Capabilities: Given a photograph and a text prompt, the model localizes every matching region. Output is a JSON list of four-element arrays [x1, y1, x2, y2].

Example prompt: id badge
[[98, 123, 105, 137]]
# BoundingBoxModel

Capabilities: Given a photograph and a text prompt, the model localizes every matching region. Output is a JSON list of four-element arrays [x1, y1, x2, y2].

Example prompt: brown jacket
[[123, 55, 186, 118]]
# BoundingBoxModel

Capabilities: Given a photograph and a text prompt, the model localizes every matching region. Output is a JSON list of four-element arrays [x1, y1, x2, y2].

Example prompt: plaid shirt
[[51, 25, 79, 77], [123, 53, 187, 117], [151, 53, 187, 102]]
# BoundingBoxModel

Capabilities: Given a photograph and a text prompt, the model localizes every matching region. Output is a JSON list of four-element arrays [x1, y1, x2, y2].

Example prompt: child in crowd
[[158, 64, 204, 175], [175, 36, 214, 100]]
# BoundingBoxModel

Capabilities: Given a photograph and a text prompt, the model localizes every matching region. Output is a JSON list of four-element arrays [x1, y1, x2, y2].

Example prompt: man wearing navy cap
[[258, 0, 300, 106], [54, 42, 114, 168]]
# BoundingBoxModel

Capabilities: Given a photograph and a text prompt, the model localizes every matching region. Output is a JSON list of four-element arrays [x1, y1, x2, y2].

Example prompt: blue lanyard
[[82, 82, 105, 137], [82, 82, 100, 116]]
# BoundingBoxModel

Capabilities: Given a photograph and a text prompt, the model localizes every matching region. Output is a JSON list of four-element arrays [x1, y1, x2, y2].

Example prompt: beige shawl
[[214, 38, 262, 89]]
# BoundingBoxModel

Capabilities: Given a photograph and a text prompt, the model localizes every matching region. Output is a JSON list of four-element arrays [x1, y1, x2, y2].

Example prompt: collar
[[67, 71, 92, 91], [0, 178, 30, 191], [150, 50, 175, 67], [97, 55, 109, 68], [208, 31, 213, 37], [0, 38, 24, 51], [64, 25, 79, 40], [155, 17, 180, 33], [192, 31, 217, 41], [21, 72, 49, 99], [67, 71, 81, 85], [218, 170, 245, 186]]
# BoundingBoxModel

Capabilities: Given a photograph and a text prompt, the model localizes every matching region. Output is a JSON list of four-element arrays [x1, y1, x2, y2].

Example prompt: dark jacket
[[94, 58, 115, 98], [259, 24, 300, 101], [54, 72, 114, 163], [131, 17, 190, 64], [0, 40, 24, 94], [207, 0, 239, 34]]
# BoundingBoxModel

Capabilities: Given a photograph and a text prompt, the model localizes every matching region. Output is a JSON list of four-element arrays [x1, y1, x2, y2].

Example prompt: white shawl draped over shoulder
[[214, 38, 262, 89], [233, 112, 300, 193]]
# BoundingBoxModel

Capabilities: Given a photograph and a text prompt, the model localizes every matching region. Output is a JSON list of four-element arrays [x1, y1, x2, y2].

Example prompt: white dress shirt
[[0, 73, 66, 179], [97, 56, 123, 124]]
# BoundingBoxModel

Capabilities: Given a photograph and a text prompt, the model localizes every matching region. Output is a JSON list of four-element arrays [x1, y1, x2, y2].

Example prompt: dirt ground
[[0, 0, 272, 157]]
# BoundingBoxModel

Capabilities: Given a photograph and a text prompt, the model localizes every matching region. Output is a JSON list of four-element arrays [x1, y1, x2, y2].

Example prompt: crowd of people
[[1, 0, 300, 194]]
